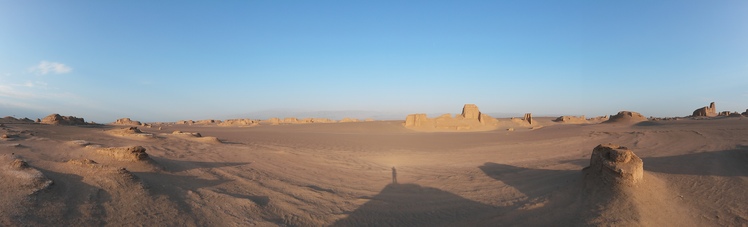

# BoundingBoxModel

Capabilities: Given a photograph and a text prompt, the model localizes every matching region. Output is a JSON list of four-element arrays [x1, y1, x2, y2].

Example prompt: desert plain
[[1, 104, 747, 226]]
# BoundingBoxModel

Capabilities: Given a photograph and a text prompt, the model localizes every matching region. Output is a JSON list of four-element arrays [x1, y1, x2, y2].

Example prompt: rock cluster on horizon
[[404, 104, 500, 131], [40, 114, 86, 125], [554, 115, 588, 124], [112, 118, 142, 126], [692, 102, 717, 117]]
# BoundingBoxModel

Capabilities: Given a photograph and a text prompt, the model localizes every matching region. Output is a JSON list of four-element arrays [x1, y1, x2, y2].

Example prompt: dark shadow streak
[[28, 168, 111, 226], [643, 147, 748, 177], [331, 183, 498, 227], [479, 162, 582, 200]]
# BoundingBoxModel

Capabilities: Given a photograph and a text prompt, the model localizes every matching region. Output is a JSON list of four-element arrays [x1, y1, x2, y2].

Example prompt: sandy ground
[[1, 117, 747, 226]]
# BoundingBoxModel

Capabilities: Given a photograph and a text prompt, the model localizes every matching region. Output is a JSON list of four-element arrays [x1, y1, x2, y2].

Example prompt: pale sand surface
[[1, 117, 747, 226]]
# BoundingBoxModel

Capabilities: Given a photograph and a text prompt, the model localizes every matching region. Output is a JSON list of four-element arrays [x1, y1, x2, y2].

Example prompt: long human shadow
[[331, 183, 499, 227], [643, 147, 748, 177], [479, 162, 583, 201]]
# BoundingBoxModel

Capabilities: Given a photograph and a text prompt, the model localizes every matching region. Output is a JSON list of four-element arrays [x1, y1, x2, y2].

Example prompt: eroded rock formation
[[605, 111, 647, 124], [692, 102, 717, 117], [523, 113, 532, 125], [112, 118, 142, 126], [41, 114, 86, 125], [554, 115, 588, 124], [404, 104, 499, 131], [219, 119, 259, 126], [96, 146, 150, 161], [584, 144, 643, 186]]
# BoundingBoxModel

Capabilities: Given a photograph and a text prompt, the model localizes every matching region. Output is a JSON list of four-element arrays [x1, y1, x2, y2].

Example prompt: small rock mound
[[172, 131, 222, 144], [604, 111, 647, 124], [66, 160, 148, 191], [172, 130, 202, 137], [106, 127, 155, 139], [584, 144, 643, 186], [177, 120, 194, 125], [112, 118, 142, 126], [41, 113, 87, 125], [10, 159, 30, 169], [2, 157, 54, 195], [97, 146, 150, 161]]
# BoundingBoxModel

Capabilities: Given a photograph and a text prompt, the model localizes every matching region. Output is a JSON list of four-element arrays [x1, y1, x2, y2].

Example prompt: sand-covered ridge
[[1, 117, 747, 226]]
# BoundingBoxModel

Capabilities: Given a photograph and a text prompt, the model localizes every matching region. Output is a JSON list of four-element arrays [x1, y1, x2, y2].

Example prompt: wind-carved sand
[[1, 107, 747, 226]]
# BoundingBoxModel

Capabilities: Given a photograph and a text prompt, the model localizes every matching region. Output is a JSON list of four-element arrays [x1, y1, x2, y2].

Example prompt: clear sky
[[1, 1, 747, 122]]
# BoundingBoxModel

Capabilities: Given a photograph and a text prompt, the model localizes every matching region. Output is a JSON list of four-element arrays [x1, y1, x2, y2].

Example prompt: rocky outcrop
[[718, 111, 740, 117], [40, 114, 86, 125], [605, 111, 647, 124], [219, 119, 259, 126], [195, 119, 221, 125], [587, 115, 609, 123], [404, 114, 429, 127], [283, 118, 300, 124], [554, 116, 588, 124], [523, 113, 532, 125], [461, 104, 481, 120], [177, 120, 194, 125], [743, 109, 748, 116], [339, 118, 360, 123], [404, 104, 500, 131], [584, 144, 643, 186], [112, 118, 141, 126], [96, 146, 150, 161], [692, 102, 717, 117], [263, 118, 281, 125], [307, 118, 336, 123]]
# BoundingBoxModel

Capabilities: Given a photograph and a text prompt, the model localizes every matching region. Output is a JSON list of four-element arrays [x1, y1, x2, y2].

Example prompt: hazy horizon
[[2, 1, 747, 122]]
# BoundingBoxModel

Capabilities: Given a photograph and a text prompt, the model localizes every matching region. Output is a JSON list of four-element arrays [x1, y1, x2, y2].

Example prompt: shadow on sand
[[478, 162, 582, 201], [335, 147, 748, 226], [643, 147, 748, 177], [331, 183, 498, 227]]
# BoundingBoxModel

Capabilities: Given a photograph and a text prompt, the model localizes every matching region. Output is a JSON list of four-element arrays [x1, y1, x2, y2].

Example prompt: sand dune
[[1, 116, 747, 226]]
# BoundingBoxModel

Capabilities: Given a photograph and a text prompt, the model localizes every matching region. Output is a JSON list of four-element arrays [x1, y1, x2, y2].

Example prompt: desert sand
[[1, 110, 748, 226]]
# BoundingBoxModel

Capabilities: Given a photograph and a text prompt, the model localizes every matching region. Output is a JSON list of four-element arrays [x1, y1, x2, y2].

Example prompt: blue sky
[[1, 1, 747, 122]]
